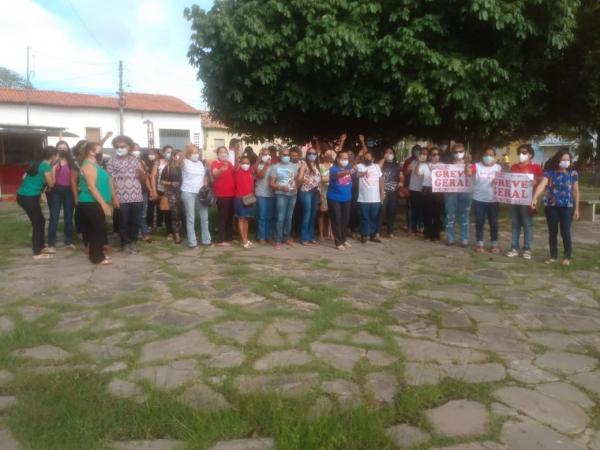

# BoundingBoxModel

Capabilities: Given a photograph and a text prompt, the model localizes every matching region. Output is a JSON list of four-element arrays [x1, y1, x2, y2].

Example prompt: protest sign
[[493, 171, 533, 205], [431, 164, 473, 193]]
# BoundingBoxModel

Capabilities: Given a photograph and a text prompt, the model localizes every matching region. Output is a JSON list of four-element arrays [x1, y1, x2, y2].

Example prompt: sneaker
[[130, 243, 139, 254], [522, 250, 532, 260], [42, 246, 56, 254], [505, 249, 519, 258], [336, 244, 346, 251], [343, 241, 352, 248], [242, 241, 251, 249], [561, 259, 571, 266], [65, 244, 77, 250], [33, 253, 53, 260], [545, 258, 557, 264], [123, 244, 133, 255]]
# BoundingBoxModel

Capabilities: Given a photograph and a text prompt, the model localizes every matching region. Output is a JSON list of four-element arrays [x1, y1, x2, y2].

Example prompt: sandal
[[99, 258, 112, 265], [33, 253, 53, 260]]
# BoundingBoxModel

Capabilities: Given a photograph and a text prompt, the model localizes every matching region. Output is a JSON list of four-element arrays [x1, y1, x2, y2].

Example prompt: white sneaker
[[522, 251, 532, 260], [505, 249, 519, 258]]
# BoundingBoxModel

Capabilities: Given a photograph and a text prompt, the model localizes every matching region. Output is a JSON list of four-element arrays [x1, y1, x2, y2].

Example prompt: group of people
[[16, 133, 580, 266]]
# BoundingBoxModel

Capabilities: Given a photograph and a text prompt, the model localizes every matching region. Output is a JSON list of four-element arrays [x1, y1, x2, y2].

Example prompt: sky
[[0, 0, 214, 109]]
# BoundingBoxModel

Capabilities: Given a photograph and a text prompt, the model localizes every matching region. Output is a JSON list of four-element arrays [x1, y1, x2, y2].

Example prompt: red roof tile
[[199, 110, 228, 129], [0, 88, 199, 115]]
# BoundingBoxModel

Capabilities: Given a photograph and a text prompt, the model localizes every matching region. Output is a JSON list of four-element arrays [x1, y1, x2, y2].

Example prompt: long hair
[[26, 146, 58, 176], [78, 142, 100, 166], [305, 148, 319, 175], [544, 148, 573, 171], [56, 140, 76, 170]]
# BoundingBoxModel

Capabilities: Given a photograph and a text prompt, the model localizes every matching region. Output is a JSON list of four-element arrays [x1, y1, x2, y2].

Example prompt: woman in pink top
[[46, 140, 78, 252]]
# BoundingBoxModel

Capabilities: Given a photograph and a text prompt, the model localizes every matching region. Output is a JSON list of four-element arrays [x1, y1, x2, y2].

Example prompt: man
[[269, 148, 299, 249], [106, 135, 145, 254], [228, 138, 241, 165]]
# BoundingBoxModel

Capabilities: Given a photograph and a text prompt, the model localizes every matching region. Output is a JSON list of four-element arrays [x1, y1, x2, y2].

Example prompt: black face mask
[[95, 153, 103, 164], [364, 159, 373, 166], [59, 150, 68, 158]]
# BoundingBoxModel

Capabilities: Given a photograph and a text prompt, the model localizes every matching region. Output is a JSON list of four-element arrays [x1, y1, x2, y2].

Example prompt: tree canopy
[[186, 0, 582, 143], [0, 67, 32, 89]]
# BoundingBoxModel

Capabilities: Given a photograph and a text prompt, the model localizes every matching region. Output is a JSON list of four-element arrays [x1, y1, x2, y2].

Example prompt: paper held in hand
[[431, 164, 473, 193], [493, 171, 534, 205]]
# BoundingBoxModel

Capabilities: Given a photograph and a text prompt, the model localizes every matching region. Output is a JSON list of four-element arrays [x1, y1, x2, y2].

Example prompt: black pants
[[147, 199, 157, 228], [409, 190, 424, 233], [74, 205, 83, 235], [545, 206, 574, 259], [217, 197, 234, 243], [379, 191, 398, 235], [423, 187, 443, 240], [118, 202, 143, 246], [17, 194, 45, 255], [78, 202, 107, 264], [328, 199, 351, 247]]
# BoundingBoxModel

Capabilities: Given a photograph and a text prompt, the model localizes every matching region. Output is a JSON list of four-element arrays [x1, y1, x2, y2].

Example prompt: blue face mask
[[281, 156, 290, 164], [164, 153, 172, 161], [482, 155, 495, 165]]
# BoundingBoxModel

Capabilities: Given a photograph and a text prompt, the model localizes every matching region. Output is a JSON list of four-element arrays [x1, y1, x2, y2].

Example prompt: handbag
[[159, 194, 170, 211], [198, 185, 216, 207], [242, 193, 256, 206]]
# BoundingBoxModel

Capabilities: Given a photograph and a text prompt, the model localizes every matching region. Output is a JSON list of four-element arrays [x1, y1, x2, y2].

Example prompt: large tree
[[186, 0, 580, 143], [0, 67, 32, 89]]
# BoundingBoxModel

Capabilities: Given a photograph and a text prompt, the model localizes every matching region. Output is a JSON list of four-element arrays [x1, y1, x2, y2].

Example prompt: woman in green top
[[78, 142, 117, 265], [17, 146, 58, 259]]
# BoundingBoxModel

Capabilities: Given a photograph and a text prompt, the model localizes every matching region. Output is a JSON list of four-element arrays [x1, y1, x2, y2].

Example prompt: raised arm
[[100, 131, 113, 147]]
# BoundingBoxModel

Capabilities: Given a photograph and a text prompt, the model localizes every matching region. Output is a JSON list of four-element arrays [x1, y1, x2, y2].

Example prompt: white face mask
[[132, 150, 141, 159], [261, 155, 271, 163], [454, 151, 465, 160], [339, 159, 349, 167], [482, 155, 494, 165], [385, 154, 394, 162], [115, 148, 127, 157], [190, 154, 200, 162], [559, 160, 570, 169], [419, 155, 427, 162], [148, 154, 156, 161], [519, 153, 529, 163], [240, 164, 250, 171]]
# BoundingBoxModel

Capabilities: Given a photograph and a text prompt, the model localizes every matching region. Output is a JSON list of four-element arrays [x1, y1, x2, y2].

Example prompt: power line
[[66, 0, 117, 60]]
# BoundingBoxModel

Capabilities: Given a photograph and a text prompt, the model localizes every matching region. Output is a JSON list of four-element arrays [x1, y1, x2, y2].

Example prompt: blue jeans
[[299, 189, 319, 243], [140, 191, 149, 238], [47, 186, 74, 246], [510, 204, 534, 251], [359, 202, 381, 238], [473, 200, 499, 246], [445, 193, 472, 244], [256, 196, 275, 241], [118, 202, 143, 246], [275, 194, 297, 243], [545, 206, 573, 259], [181, 191, 211, 246]]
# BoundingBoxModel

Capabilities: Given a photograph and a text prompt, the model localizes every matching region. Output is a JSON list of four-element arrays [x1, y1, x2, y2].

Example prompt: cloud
[[0, 0, 213, 108]]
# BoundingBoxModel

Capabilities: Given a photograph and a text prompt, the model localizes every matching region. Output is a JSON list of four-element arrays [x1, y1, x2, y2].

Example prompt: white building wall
[[0, 104, 202, 150]]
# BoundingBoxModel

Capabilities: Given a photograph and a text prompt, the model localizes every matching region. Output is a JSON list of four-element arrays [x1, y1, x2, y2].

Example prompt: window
[[193, 133, 201, 147], [214, 138, 225, 149], [85, 127, 101, 142], [159, 129, 190, 150]]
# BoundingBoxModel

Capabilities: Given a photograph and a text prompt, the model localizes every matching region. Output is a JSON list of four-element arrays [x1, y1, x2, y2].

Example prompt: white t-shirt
[[356, 163, 382, 203], [228, 149, 236, 165], [409, 159, 424, 191], [420, 163, 432, 187], [181, 159, 206, 193], [472, 162, 502, 202]]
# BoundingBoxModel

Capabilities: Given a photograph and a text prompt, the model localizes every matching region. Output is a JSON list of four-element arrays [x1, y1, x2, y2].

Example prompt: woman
[[159, 149, 183, 244], [327, 135, 354, 251], [234, 155, 255, 248], [180, 144, 211, 248], [532, 149, 580, 265], [269, 147, 299, 249], [78, 142, 116, 265], [135, 148, 153, 243], [466, 147, 502, 253], [356, 151, 384, 243], [211, 146, 236, 246], [17, 146, 58, 260], [420, 147, 443, 241], [145, 148, 160, 234], [254, 148, 274, 244], [506, 144, 544, 260], [150, 146, 174, 237], [445, 143, 472, 247], [46, 140, 78, 252], [318, 148, 334, 241], [408, 147, 428, 236], [379, 147, 403, 238], [298, 148, 321, 245]]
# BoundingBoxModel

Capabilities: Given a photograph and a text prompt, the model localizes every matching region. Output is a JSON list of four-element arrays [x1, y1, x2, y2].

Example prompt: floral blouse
[[543, 170, 578, 208]]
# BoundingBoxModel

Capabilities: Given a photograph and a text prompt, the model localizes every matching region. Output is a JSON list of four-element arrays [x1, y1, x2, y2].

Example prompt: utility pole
[[118, 60, 125, 135], [26, 46, 30, 125]]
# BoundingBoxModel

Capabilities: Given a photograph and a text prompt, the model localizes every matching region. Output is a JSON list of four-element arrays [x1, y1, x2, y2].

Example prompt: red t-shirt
[[510, 162, 543, 178], [234, 168, 254, 197], [211, 160, 235, 197]]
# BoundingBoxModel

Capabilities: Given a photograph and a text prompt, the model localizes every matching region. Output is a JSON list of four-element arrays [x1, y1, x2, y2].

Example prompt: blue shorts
[[234, 197, 254, 218]]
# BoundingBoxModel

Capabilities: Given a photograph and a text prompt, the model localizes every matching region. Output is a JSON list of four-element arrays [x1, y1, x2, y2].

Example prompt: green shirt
[[17, 161, 52, 196], [79, 161, 112, 203]]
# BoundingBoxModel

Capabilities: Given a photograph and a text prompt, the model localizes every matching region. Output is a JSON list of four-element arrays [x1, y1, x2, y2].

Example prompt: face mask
[[95, 152, 103, 163], [454, 152, 465, 160], [482, 155, 494, 165], [148, 154, 156, 161], [132, 150, 141, 159], [281, 156, 290, 164], [364, 159, 373, 166], [339, 159, 349, 167], [59, 150, 68, 158], [116, 148, 127, 157], [307, 154, 317, 162], [413, 151, 419, 158], [419, 155, 427, 162], [559, 160, 570, 169], [519, 153, 529, 163], [164, 153, 172, 161], [385, 154, 394, 162], [190, 154, 200, 162], [240, 164, 250, 171], [261, 155, 271, 163], [430, 155, 440, 163]]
